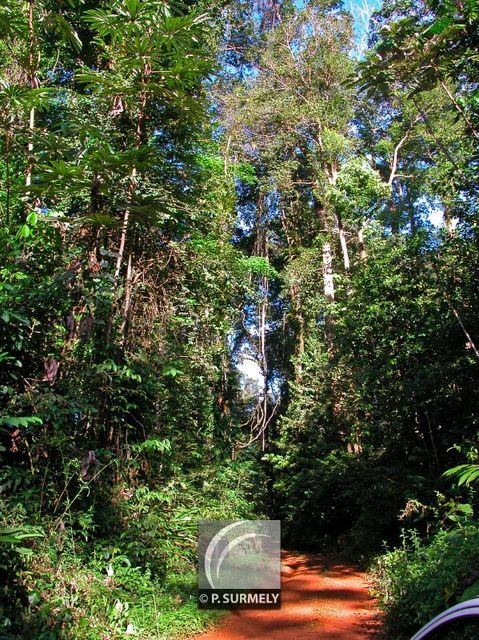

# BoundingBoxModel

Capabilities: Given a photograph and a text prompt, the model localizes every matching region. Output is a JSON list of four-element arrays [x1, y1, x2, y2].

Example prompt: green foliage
[[444, 464, 479, 487], [270, 224, 479, 561], [239, 256, 278, 278], [372, 525, 479, 639], [327, 158, 389, 224], [0, 456, 259, 638], [0, 0, 259, 636], [0, 0, 478, 638], [0, 525, 44, 557]]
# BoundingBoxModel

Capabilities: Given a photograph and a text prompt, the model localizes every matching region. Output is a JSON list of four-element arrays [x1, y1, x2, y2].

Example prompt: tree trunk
[[322, 240, 335, 346], [4, 129, 11, 224], [113, 65, 149, 343], [114, 168, 135, 282], [337, 214, 350, 271], [120, 250, 134, 345], [26, 0, 39, 196], [290, 283, 305, 383], [323, 241, 335, 302], [317, 194, 335, 347], [26, 107, 35, 190], [358, 226, 367, 261], [444, 205, 455, 235], [257, 202, 269, 450]]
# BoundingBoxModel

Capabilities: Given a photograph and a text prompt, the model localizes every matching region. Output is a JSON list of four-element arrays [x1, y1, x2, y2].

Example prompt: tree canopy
[[0, 0, 478, 638]]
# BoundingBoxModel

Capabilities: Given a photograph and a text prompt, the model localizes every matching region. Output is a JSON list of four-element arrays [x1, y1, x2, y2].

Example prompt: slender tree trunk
[[26, 0, 39, 196], [358, 226, 367, 261], [120, 250, 133, 344], [224, 135, 231, 176], [317, 192, 335, 347], [255, 196, 269, 450], [114, 64, 149, 343], [322, 241, 335, 302], [114, 87, 144, 284], [258, 278, 268, 380], [114, 169, 135, 282], [445, 296, 479, 361], [336, 214, 350, 271], [25, 106, 35, 190], [322, 239, 335, 347], [4, 129, 11, 225], [290, 283, 305, 383], [444, 205, 455, 235], [425, 410, 440, 469], [259, 295, 268, 453]]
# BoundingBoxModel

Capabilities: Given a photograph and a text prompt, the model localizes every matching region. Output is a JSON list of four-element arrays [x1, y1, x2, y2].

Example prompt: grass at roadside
[[3, 547, 225, 639]]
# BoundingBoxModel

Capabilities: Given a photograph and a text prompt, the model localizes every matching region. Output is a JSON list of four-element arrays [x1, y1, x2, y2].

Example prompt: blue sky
[[293, 0, 384, 51], [344, 0, 383, 49]]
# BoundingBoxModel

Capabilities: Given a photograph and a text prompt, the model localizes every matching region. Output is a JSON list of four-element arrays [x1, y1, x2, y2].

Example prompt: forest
[[0, 0, 478, 638]]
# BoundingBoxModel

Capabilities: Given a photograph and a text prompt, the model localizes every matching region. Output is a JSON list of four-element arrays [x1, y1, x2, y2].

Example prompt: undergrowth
[[371, 523, 479, 640], [0, 459, 260, 639]]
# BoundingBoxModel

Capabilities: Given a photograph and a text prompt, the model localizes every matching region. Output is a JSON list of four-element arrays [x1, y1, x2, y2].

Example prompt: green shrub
[[0, 457, 260, 639], [371, 523, 479, 639], [271, 447, 419, 556]]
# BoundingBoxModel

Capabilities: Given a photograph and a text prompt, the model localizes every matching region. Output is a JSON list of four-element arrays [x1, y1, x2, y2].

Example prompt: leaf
[[0, 416, 43, 428], [459, 579, 479, 602], [131, 438, 171, 454], [422, 16, 454, 38], [455, 503, 474, 514], [41, 13, 82, 51], [26, 211, 38, 226], [125, 0, 140, 20], [163, 366, 182, 378], [0, 526, 44, 545], [71, 214, 120, 228], [16, 224, 31, 239], [28, 591, 42, 606], [444, 464, 479, 486], [15, 546, 34, 556]]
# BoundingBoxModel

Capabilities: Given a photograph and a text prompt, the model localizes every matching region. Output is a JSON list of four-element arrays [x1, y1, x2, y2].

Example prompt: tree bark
[[290, 282, 305, 383], [444, 205, 455, 235], [337, 214, 350, 271], [26, 0, 39, 196], [120, 250, 133, 344], [114, 63, 149, 343], [317, 186, 336, 347], [114, 169, 135, 282], [322, 241, 335, 303], [4, 129, 11, 224], [358, 226, 367, 261], [322, 239, 335, 347]]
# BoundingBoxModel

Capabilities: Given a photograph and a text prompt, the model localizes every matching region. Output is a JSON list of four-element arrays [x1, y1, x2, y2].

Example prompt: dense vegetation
[[0, 0, 478, 638]]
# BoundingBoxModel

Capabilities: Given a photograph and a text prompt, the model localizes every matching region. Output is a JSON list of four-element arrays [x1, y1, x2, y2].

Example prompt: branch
[[439, 79, 479, 140], [388, 115, 422, 186]]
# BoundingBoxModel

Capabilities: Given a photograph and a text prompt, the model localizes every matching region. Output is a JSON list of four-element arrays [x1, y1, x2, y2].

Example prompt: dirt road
[[196, 552, 380, 640]]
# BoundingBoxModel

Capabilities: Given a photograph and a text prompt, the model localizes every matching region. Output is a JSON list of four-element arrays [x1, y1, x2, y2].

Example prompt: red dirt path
[[196, 552, 381, 640]]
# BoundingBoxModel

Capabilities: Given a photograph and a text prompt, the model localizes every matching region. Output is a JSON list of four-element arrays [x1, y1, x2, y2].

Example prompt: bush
[[0, 457, 260, 639], [271, 447, 420, 557], [371, 523, 479, 639]]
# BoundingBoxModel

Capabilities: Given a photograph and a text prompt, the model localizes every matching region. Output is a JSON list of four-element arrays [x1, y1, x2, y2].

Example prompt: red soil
[[196, 552, 381, 640]]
